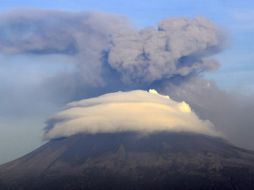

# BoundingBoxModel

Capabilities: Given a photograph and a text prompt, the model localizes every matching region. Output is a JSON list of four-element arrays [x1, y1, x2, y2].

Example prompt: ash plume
[[0, 9, 253, 150], [0, 9, 224, 100]]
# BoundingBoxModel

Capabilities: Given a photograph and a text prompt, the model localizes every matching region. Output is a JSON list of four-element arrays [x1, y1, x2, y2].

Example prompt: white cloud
[[44, 89, 220, 139]]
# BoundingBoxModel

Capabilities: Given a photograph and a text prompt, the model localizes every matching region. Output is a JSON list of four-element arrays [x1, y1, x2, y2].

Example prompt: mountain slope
[[1, 132, 254, 190]]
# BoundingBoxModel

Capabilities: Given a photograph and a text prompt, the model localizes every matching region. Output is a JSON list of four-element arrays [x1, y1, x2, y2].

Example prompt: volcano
[[1, 132, 254, 190]]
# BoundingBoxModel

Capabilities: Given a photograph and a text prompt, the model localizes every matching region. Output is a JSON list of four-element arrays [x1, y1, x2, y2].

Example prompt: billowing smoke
[[108, 17, 223, 84], [44, 89, 219, 139], [0, 9, 224, 101]]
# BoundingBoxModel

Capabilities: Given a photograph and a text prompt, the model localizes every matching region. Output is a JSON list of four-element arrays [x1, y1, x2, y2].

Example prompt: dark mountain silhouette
[[1, 132, 254, 190]]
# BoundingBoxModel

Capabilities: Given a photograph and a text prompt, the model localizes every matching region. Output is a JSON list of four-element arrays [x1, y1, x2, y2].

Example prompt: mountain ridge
[[1, 132, 254, 190]]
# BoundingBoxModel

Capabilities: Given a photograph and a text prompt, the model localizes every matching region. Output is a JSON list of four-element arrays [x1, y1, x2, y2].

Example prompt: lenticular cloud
[[44, 90, 219, 139]]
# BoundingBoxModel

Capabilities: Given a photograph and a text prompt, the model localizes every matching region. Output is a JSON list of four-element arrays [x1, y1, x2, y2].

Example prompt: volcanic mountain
[[0, 132, 254, 190]]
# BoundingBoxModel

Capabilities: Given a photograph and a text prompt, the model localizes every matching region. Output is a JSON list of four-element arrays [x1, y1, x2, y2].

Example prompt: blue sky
[[0, 0, 253, 93], [0, 0, 253, 164]]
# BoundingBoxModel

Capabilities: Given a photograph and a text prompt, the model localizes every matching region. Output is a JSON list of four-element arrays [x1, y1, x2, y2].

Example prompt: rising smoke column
[[0, 10, 224, 100]]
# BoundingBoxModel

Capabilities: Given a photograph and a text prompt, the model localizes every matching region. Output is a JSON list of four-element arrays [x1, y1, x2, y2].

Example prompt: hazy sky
[[0, 0, 254, 164], [0, 0, 253, 92]]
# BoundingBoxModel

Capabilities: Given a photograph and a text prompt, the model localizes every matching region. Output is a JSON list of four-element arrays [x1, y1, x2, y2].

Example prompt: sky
[[0, 0, 253, 92], [0, 0, 254, 164]]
